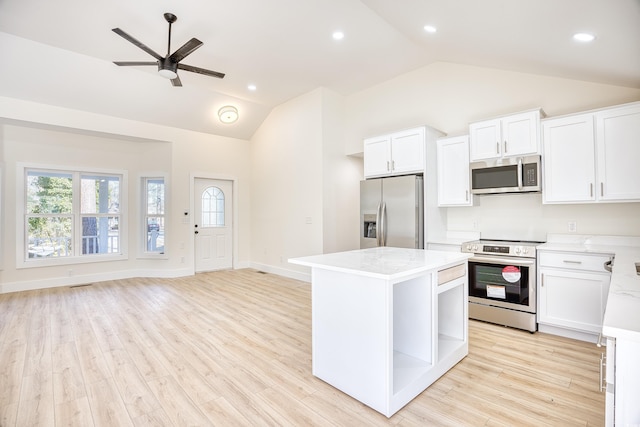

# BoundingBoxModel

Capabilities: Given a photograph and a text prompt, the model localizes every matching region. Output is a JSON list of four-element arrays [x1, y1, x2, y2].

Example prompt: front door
[[194, 178, 233, 272]]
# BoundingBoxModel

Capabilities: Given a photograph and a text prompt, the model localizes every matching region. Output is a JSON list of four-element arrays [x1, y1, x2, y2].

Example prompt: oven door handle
[[469, 255, 535, 266]]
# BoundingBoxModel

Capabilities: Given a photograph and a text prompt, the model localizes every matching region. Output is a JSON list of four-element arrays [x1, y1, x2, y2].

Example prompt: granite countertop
[[289, 247, 471, 281], [538, 234, 640, 342]]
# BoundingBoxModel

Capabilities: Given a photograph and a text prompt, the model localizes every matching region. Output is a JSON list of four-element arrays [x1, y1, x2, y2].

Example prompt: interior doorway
[[193, 178, 233, 272]]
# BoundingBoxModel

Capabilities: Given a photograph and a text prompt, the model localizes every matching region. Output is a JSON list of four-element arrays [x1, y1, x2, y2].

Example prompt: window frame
[[16, 163, 128, 269], [140, 175, 168, 258]]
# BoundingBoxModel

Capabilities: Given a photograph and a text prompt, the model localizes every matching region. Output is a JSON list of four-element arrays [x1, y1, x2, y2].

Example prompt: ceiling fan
[[112, 13, 225, 87]]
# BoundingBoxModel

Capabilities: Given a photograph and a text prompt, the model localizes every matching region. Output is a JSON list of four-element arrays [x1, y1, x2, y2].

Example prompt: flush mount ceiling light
[[332, 31, 344, 40], [218, 105, 238, 124], [573, 32, 596, 42]]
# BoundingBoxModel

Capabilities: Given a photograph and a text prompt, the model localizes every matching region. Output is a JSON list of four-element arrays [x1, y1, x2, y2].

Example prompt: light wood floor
[[0, 269, 604, 426]]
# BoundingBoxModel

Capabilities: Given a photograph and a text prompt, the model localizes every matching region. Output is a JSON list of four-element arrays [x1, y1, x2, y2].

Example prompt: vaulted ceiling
[[1, 0, 638, 139]]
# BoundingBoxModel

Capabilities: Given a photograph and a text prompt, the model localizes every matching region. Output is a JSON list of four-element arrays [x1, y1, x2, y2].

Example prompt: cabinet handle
[[496, 141, 500, 154], [590, 183, 593, 198], [391, 160, 395, 171], [541, 273, 544, 287], [599, 352, 606, 393], [601, 182, 604, 197], [386, 160, 390, 171], [465, 190, 469, 201], [504, 140, 508, 153], [563, 260, 583, 264]]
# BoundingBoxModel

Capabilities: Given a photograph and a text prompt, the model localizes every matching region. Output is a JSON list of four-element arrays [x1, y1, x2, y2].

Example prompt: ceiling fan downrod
[[164, 13, 177, 56]]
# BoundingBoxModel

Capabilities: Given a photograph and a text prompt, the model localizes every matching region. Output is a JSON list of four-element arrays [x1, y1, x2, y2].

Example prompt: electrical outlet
[[568, 221, 577, 233]]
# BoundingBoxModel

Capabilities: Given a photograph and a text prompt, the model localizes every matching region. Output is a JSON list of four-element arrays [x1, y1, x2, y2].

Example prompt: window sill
[[17, 253, 128, 269]]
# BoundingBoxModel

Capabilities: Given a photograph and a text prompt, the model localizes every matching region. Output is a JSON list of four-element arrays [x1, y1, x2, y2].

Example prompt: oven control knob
[[472, 244, 478, 251], [522, 247, 529, 254], [466, 244, 472, 251], [515, 247, 521, 254]]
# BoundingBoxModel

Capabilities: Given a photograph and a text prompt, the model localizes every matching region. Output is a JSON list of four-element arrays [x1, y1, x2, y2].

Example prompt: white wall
[[249, 89, 325, 277], [344, 62, 640, 241]]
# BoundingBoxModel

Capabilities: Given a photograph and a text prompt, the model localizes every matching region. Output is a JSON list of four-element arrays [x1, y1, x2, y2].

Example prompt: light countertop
[[538, 234, 640, 342], [289, 247, 471, 281]]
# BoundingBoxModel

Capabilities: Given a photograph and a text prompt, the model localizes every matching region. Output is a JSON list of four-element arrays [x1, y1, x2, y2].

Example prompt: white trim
[[16, 162, 129, 268], [190, 172, 240, 271], [137, 172, 170, 259], [249, 261, 311, 283], [0, 267, 193, 294]]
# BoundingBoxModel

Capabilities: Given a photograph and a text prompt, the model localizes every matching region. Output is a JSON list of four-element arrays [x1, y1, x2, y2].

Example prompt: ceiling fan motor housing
[[158, 58, 178, 79]]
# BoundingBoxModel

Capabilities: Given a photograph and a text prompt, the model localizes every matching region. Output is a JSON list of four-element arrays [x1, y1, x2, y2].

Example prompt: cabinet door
[[364, 135, 392, 178], [542, 114, 596, 203], [502, 111, 540, 157], [437, 136, 472, 206], [538, 269, 610, 333], [390, 127, 425, 175], [596, 104, 640, 201], [469, 119, 501, 161]]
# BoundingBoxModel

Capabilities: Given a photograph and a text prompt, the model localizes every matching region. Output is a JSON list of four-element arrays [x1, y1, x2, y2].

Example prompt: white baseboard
[[248, 262, 310, 283], [537, 323, 598, 343], [0, 261, 309, 294], [0, 267, 193, 294]]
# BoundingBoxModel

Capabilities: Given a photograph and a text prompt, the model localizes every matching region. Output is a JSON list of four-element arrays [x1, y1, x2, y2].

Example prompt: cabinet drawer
[[438, 263, 466, 285], [538, 251, 612, 272]]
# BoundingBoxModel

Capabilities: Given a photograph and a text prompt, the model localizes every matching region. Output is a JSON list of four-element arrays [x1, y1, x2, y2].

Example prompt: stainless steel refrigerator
[[360, 175, 424, 249]]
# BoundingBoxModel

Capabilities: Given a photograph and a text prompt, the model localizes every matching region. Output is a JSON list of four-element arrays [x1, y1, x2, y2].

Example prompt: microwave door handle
[[517, 157, 523, 190]]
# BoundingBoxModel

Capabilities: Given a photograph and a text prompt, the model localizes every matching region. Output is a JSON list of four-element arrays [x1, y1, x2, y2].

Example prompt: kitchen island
[[289, 247, 471, 417]]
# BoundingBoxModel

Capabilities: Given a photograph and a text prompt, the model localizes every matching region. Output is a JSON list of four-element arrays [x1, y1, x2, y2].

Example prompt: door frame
[[189, 173, 239, 272]]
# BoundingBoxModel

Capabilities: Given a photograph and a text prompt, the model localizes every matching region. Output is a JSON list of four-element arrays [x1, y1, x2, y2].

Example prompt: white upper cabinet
[[363, 135, 392, 178], [469, 110, 543, 161], [543, 102, 640, 204], [437, 135, 472, 207], [364, 127, 425, 178], [542, 114, 596, 203], [596, 103, 640, 201]]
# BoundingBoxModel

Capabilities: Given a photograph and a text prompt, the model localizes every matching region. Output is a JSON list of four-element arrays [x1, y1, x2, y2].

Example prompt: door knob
[[195, 230, 199, 234]]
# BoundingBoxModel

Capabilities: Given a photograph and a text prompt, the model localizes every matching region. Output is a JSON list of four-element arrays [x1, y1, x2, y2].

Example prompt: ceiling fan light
[[158, 68, 178, 79], [218, 106, 239, 124]]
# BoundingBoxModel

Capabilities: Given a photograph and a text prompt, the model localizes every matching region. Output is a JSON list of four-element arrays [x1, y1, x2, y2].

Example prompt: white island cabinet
[[289, 247, 471, 417]]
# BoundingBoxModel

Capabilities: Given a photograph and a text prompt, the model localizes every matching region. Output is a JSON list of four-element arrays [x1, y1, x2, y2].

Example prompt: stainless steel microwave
[[470, 155, 541, 194]]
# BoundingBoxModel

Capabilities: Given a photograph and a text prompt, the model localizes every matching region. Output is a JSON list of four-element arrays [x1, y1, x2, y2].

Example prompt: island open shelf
[[289, 247, 470, 417]]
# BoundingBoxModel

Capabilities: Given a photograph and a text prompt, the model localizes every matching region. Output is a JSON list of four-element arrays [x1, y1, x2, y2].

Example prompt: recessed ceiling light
[[332, 31, 344, 40], [573, 32, 596, 42], [247, 84, 257, 91], [423, 25, 437, 34]]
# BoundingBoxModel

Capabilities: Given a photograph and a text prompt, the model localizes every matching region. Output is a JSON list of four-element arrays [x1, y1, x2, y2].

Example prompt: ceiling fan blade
[[112, 28, 163, 60], [171, 75, 183, 87], [113, 61, 158, 66], [168, 38, 203, 63], [178, 63, 225, 79]]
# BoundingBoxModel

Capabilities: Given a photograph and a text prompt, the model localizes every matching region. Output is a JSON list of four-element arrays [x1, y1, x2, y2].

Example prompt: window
[[143, 177, 165, 254], [201, 186, 224, 227], [24, 168, 123, 262]]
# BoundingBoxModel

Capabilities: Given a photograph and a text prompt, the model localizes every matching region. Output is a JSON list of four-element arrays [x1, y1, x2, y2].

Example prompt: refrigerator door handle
[[376, 203, 382, 246], [381, 202, 387, 246]]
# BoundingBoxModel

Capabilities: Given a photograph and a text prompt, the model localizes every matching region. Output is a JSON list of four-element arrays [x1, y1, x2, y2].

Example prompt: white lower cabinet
[[537, 251, 612, 341], [603, 337, 640, 426]]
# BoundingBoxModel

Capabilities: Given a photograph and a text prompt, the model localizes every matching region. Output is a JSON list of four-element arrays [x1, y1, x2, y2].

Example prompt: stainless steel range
[[462, 239, 543, 332]]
